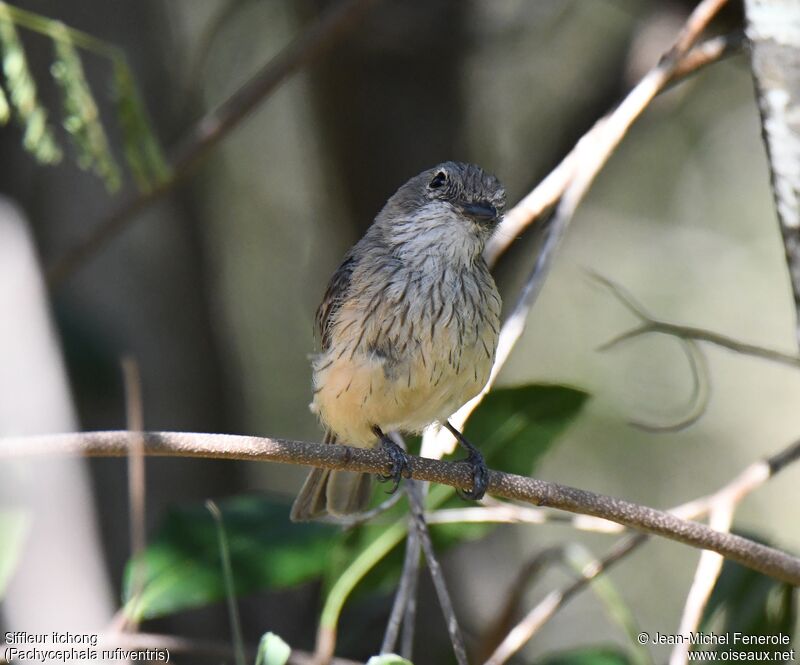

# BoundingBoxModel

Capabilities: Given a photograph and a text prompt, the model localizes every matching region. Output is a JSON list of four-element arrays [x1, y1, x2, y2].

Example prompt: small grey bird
[[291, 161, 504, 521]]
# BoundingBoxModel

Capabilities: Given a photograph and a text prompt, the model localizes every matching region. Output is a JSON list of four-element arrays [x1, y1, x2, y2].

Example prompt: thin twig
[[46, 0, 380, 284], [482, 29, 742, 268], [670, 503, 733, 665], [400, 552, 419, 662], [425, 21, 740, 461], [2, 429, 800, 585], [484, 533, 648, 665], [322, 491, 405, 528], [481, 436, 800, 665], [629, 339, 711, 433], [381, 492, 420, 655], [400, 477, 422, 662], [597, 275, 800, 368], [426, 504, 621, 533], [207, 500, 246, 665], [667, 442, 800, 665], [405, 479, 469, 665], [121, 355, 146, 629], [477, 546, 566, 663]]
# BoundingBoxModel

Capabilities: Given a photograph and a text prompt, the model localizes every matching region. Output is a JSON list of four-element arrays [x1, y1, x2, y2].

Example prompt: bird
[[290, 161, 504, 521]]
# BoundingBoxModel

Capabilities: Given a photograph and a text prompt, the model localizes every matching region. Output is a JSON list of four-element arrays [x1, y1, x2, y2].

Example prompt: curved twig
[[628, 339, 711, 433]]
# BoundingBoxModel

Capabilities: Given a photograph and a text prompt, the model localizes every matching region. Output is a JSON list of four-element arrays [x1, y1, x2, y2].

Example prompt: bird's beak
[[459, 201, 498, 224]]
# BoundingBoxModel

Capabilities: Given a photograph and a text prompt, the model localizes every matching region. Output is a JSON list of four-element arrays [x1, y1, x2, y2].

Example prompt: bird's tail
[[290, 432, 373, 521]]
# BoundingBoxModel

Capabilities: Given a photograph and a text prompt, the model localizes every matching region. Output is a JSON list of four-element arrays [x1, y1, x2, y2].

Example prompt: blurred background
[[1, 0, 798, 663]]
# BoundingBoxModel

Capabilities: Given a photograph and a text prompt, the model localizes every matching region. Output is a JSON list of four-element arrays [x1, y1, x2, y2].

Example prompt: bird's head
[[376, 162, 506, 260]]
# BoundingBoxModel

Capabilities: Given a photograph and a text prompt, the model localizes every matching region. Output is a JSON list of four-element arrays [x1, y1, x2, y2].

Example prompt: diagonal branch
[[2, 429, 799, 586], [425, 3, 739, 462], [481, 436, 800, 665], [46, 0, 380, 284], [483, 533, 648, 665]]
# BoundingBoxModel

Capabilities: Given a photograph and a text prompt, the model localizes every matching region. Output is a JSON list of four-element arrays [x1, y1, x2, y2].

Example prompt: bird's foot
[[457, 447, 488, 501], [445, 421, 488, 501], [372, 426, 412, 494]]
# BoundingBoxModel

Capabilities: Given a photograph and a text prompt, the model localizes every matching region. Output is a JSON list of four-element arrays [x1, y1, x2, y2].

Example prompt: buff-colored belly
[[312, 343, 492, 447]]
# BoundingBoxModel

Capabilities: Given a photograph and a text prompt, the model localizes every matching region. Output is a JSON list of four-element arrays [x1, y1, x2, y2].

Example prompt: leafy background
[[0, 1, 798, 663]]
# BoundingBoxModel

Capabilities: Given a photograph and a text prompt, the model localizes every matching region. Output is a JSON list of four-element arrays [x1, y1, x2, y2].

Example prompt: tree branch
[[480, 435, 800, 665], [3, 429, 799, 586], [483, 533, 648, 665], [406, 479, 468, 665]]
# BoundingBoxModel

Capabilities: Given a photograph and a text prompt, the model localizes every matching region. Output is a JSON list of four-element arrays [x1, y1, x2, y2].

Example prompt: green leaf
[[0, 4, 61, 163], [328, 384, 590, 591], [433, 383, 590, 544], [0, 81, 9, 123], [702, 538, 796, 652], [366, 655, 414, 665], [50, 22, 121, 192], [255, 632, 291, 665], [0, 510, 29, 599], [112, 58, 170, 192], [466, 384, 590, 475], [122, 496, 337, 620], [535, 648, 632, 665]]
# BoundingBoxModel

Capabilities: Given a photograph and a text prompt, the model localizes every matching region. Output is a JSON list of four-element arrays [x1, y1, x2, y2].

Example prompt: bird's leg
[[372, 426, 412, 494], [444, 421, 488, 501]]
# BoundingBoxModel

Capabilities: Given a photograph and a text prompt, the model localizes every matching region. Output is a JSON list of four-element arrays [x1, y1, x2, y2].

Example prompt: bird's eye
[[428, 171, 447, 189]]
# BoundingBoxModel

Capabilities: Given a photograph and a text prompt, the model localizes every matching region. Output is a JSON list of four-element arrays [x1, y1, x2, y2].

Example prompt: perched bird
[[291, 161, 504, 521]]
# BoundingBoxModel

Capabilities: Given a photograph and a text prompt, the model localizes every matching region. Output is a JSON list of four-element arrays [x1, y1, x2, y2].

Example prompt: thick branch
[[3, 430, 799, 586]]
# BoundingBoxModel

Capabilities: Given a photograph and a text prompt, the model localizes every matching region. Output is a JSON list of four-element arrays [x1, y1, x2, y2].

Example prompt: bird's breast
[[312, 260, 500, 445]]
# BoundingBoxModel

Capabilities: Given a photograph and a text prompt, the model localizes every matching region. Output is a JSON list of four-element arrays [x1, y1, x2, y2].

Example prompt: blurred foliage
[[0, 1, 168, 190], [122, 384, 588, 621], [701, 537, 796, 653], [535, 648, 633, 665], [365, 656, 414, 665], [0, 76, 9, 122], [50, 22, 121, 191], [255, 632, 291, 665], [429, 383, 591, 545], [0, 2, 62, 163], [112, 57, 171, 192], [121, 497, 337, 620], [563, 544, 650, 665], [325, 384, 589, 599], [0, 509, 29, 600]]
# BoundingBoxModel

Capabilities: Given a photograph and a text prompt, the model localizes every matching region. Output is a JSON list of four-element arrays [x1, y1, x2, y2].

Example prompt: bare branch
[[483, 533, 648, 665], [483, 25, 741, 268], [670, 503, 734, 665], [2, 429, 799, 586], [482, 435, 800, 665], [598, 275, 800, 369], [407, 479, 468, 665], [478, 546, 566, 663], [426, 5, 738, 461], [121, 356, 146, 629], [381, 487, 421, 656]]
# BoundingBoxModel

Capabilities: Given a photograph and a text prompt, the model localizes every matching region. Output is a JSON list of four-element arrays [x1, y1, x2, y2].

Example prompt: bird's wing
[[316, 252, 357, 351]]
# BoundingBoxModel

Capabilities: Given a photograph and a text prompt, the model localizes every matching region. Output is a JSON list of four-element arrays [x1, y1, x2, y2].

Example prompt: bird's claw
[[377, 437, 412, 494], [457, 448, 488, 501]]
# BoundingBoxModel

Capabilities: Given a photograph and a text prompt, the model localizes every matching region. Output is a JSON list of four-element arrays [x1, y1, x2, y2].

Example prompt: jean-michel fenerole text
[[650, 632, 792, 647]]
